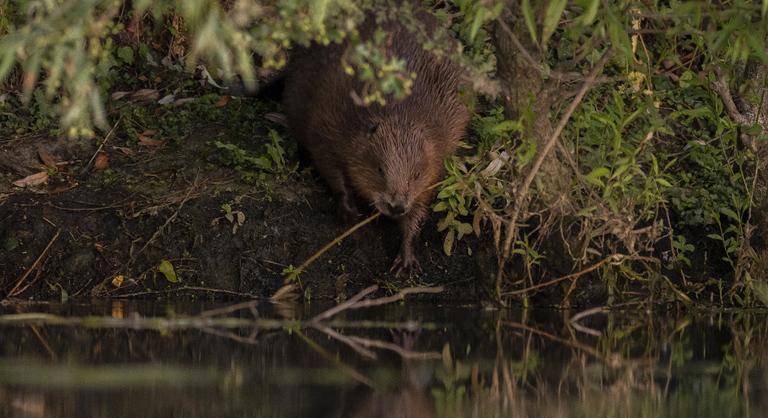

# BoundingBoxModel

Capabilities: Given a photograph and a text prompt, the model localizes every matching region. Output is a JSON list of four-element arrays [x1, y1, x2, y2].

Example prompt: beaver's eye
[[413, 170, 421, 180], [378, 166, 384, 176]]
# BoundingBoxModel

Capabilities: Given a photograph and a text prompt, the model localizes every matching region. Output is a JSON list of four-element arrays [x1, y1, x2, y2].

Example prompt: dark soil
[[0, 103, 494, 302]]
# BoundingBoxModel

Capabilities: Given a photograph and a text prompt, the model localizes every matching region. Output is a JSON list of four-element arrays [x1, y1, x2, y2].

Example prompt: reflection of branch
[[345, 335, 441, 360], [568, 307, 607, 337], [311, 285, 444, 322], [503, 320, 615, 366], [296, 330, 375, 388], [198, 300, 259, 318], [315, 325, 378, 359], [200, 326, 260, 345]]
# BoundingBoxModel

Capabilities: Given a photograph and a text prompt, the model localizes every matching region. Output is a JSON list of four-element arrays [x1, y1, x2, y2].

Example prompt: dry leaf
[[158, 94, 175, 105], [138, 136, 165, 146], [264, 112, 288, 127], [215, 95, 231, 107], [37, 147, 59, 169], [111, 91, 131, 101], [94, 151, 109, 170], [94, 243, 105, 252], [111, 275, 124, 288], [113, 146, 134, 156], [12, 171, 49, 188], [132, 88, 159, 101]]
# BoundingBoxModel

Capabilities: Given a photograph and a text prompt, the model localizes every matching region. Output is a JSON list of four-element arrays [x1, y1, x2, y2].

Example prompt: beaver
[[283, 7, 469, 275]]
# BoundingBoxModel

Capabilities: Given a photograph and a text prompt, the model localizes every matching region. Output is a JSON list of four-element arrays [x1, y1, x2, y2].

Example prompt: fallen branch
[[310, 285, 379, 322], [283, 212, 381, 283], [495, 49, 613, 300], [311, 285, 444, 323], [8, 229, 61, 297]]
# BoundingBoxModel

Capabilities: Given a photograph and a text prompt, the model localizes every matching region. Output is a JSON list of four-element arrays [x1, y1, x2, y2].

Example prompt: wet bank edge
[[0, 128, 502, 302]]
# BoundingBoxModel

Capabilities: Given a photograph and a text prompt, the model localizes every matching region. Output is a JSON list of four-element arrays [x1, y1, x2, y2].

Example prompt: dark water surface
[[0, 300, 765, 418]]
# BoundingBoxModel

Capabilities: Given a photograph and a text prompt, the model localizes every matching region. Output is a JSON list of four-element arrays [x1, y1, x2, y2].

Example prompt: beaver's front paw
[[390, 248, 422, 277]]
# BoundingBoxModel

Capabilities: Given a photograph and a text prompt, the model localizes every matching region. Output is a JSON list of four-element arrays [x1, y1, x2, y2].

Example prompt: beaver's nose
[[387, 202, 407, 216]]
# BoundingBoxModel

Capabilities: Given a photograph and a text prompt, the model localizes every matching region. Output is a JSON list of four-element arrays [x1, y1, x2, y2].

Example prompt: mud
[[0, 102, 493, 301]]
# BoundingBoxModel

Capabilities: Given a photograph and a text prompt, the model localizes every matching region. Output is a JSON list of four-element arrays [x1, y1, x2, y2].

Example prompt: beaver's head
[[348, 116, 442, 218]]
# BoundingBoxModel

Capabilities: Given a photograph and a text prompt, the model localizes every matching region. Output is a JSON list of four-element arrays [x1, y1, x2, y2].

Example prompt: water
[[0, 300, 765, 417]]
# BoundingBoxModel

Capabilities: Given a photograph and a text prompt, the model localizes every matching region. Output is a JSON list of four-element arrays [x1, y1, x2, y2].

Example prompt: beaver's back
[[283, 12, 468, 162]]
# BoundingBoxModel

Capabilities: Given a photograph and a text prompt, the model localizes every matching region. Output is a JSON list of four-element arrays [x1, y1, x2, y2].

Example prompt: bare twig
[[711, 68, 755, 149], [284, 212, 381, 283], [310, 285, 379, 322], [8, 229, 60, 297], [503, 254, 657, 296], [311, 285, 444, 323], [80, 115, 122, 177], [495, 49, 613, 300], [129, 173, 200, 263]]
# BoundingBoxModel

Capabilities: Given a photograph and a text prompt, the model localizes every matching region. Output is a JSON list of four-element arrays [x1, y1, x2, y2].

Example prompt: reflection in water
[[0, 301, 765, 418]]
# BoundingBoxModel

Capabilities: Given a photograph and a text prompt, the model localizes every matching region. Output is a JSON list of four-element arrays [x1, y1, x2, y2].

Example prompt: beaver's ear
[[367, 123, 378, 136]]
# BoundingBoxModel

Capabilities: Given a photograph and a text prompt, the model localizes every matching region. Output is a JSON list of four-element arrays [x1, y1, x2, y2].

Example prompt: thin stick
[[285, 212, 381, 282], [80, 115, 122, 177], [311, 285, 379, 322], [115, 285, 257, 299], [339, 286, 444, 310], [130, 173, 200, 263], [312, 285, 444, 323], [495, 49, 613, 300], [502, 254, 656, 296], [8, 229, 60, 297]]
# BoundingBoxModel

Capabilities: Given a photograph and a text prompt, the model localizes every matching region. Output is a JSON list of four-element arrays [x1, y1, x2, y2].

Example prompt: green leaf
[[433, 201, 448, 212], [656, 178, 672, 187], [117, 47, 134, 65], [542, 0, 567, 47], [158, 259, 178, 283], [720, 207, 740, 221], [749, 276, 768, 306], [310, 0, 330, 29], [443, 229, 455, 256], [577, 0, 599, 26], [457, 222, 473, 238], [469, 7, 485, 42], [585, 166, 610, 187], [521, 0, 538, 45], [489, 120, 523, 135], [763, 0, 768, 17]]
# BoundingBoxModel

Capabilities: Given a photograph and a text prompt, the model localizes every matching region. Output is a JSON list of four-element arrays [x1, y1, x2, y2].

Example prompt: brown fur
[[283, 8, 469, 275]]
